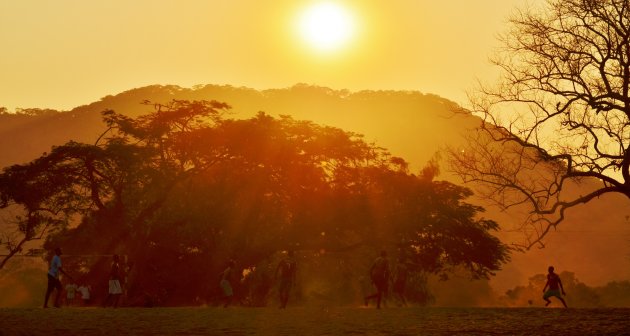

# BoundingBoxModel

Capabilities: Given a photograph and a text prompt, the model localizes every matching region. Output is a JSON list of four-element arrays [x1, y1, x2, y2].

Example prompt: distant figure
[[78, 284, 91, 306], [275, 250, 297, 309], [104, 254, 123, 308], [364, 250, 389, 309], [220, 259, 236, 308], [542, 266, 567, 308], [44, 247, 72, 308], [392, 257, 408, 307], [65, 283, 78, 306]]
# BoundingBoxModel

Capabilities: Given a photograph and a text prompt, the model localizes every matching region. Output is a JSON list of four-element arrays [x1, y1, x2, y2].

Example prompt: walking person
[[364, 250, 389, 309], [542, 266, 568, 308], [220, 259, 236, 308], [275, 250, 297, 309], [44, 247, 72, 308], [392, 256, 408, 307]]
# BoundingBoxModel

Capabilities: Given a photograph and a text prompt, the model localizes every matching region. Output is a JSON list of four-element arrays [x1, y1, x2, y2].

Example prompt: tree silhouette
[[0, 100, 230, 270], [449, 0, 630, 249], [0, 151, 80, 269], [1, 100, 509, 305]]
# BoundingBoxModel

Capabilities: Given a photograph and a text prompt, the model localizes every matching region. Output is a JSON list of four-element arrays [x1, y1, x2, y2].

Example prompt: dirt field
[[1, 307, 629, 335]]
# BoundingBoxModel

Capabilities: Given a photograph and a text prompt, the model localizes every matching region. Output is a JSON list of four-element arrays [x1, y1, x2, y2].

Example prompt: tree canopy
[[449, 0, 630, 249], [1, 100, 509, 305]]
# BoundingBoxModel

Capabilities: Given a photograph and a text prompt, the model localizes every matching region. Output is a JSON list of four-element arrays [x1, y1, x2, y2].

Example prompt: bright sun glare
[[297, 2, 356, 53]]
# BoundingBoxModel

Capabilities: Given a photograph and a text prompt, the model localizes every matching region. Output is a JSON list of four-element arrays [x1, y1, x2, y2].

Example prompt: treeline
[[0, 100, 509, 306]]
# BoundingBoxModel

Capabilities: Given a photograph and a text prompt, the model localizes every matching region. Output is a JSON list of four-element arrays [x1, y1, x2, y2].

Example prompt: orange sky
[[0, 0, 537, 111]]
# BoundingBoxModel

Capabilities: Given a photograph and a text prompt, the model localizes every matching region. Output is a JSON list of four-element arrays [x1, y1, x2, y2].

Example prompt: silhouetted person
[[65, 282, 78, 306], [543, 266, 567, 308], [44, 247, 71, 308], [364, 250, 389, 309], [78, 284, 91, 306], [104, 254, 123, 307], [392, 256, 408, 307], [275, 250, 297, 309], [220, 259, 236, 308]]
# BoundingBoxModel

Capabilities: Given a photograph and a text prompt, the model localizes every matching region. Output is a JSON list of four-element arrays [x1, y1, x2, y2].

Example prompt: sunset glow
[[4, 1, 630, 327], [296, 2, 356, 53]]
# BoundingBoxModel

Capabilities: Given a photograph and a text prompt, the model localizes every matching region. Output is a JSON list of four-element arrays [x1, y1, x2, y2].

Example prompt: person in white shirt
[[65, 283, 78, 306], [77, 285, 91, 306], [104, 254, 123, 307]]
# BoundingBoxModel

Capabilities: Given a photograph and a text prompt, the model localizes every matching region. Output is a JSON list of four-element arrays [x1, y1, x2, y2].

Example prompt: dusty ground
[[1, 307, 629, 335]]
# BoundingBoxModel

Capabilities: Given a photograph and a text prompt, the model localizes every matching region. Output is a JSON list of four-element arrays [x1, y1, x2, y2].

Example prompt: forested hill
[[1, 84, 629, 291], [0, 84, 478, 170]]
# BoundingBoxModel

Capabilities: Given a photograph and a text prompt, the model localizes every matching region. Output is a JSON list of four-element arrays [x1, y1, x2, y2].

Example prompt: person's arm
[[559, 278, 566, 295], [60, 268, 75, 282], [56, 259, 74, 281], [275, 262, 281, 280], [542, 279, 549, 293]]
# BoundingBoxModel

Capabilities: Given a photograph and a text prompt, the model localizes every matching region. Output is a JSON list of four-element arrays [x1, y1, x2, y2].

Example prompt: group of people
[[217, 250, 298, 308], [364, 251, 409, 309], [63, 282, 91, 306], [44, 247, 568, 309], [43, 248, 124, 308]]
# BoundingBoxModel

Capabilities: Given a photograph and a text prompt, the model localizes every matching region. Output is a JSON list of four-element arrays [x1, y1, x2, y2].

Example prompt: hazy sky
[[0, 0, 536, 111]]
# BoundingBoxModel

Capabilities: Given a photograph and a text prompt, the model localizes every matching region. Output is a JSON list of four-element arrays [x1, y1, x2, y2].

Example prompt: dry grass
[[1, 306, 629, 335]]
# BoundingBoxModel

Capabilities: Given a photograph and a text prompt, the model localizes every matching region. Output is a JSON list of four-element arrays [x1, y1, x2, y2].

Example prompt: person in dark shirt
[[542, 266, 567, 308], [220, 259, 236, 308], [275, 250, 297, 309], [392, 256, 408, 307], [364, 250, 389, 309]]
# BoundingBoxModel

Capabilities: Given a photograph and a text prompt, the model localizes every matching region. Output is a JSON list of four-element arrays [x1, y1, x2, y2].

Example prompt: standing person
[[44, 247, 72, 308], [220, 259, 236, 308], [392, 256, 408, 307], [364, 250, 389, 309], [104, 254, 123, 308], [78, 284, 91, 306], [65, 283, 78, 306], [542, 266, 568, 308], [275, 250, 297, 309]]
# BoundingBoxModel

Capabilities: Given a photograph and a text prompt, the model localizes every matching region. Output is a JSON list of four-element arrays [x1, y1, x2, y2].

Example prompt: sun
[[297, 2, 356, 53]]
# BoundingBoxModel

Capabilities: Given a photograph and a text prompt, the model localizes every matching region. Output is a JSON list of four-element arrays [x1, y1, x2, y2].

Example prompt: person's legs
[[558, 296, 568, 308], [53, 279, 62, 307], [543, 291, 552, 306], [44, 275, 54, 308], [221, 280, 233, 308], [394, 287, 407, 307], [278, 282, 287, 308], [280, 282, 292, 308], [364, 292, 378, 305], [280, 288, 287, 308], [375, 280, 386, 309], [223, 295, 232, 308]]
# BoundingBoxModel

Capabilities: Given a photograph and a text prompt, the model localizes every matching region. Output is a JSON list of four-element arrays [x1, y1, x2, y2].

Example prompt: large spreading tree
[[449, 0, 630, 249], [1, 100, 509, 305]]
